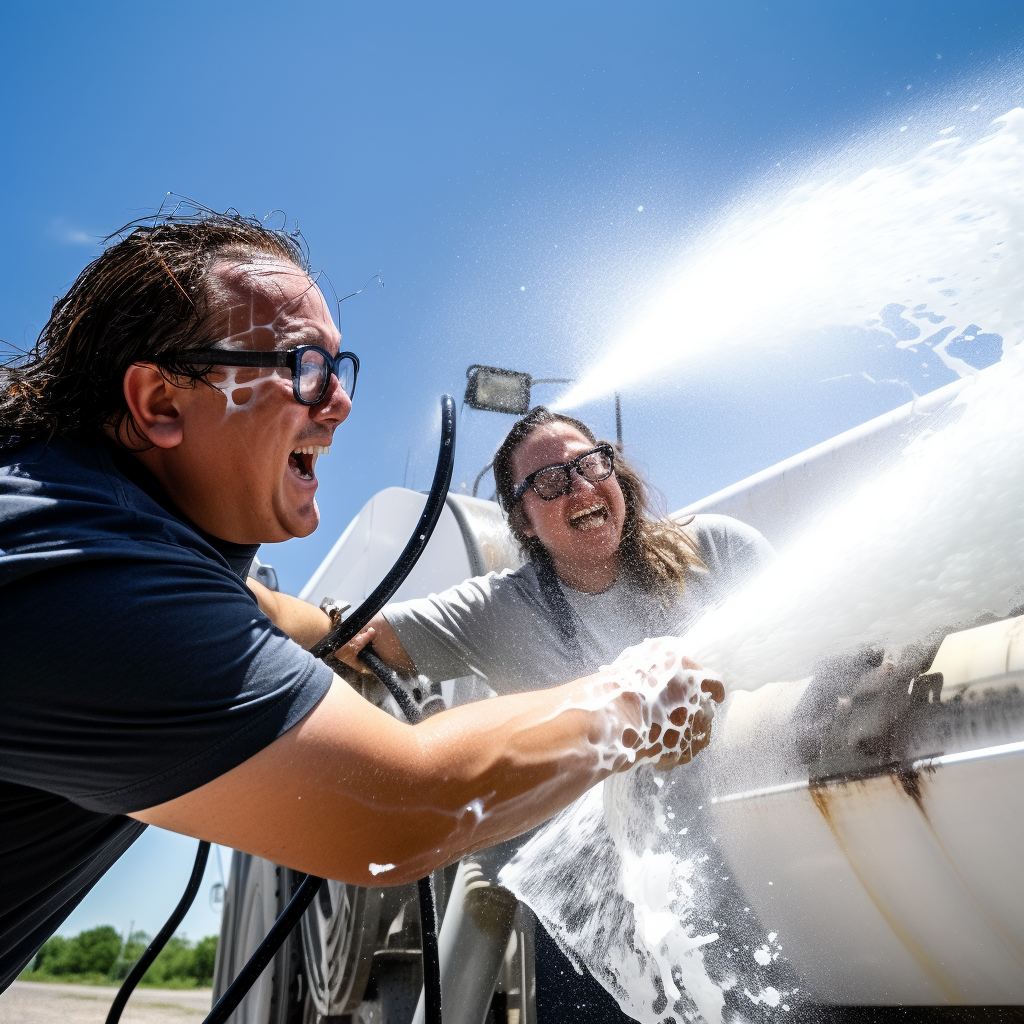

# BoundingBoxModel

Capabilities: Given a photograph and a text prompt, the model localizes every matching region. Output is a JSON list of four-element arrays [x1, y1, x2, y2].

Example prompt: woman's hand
[[331, 614, 419, 676], [334, 625, 377, 673]]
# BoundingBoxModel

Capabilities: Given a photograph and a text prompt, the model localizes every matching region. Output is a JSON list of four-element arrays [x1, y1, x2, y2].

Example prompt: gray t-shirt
[[384, 514, 773, 695]]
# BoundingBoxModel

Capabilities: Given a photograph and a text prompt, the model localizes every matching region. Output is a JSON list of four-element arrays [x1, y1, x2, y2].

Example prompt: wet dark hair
[[493, 406, 704, 596], [0, 208, 310, 444]]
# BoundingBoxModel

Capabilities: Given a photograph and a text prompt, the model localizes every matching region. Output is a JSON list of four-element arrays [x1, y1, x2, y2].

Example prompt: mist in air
[[554, 104, 1023, 412]]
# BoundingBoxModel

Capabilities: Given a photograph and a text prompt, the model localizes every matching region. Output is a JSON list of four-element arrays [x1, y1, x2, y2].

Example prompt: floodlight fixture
[[464, 365, 534, 415], [465, 363, 623, 497]]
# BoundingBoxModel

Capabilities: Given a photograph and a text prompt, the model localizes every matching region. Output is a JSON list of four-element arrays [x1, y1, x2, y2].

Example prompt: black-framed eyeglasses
[[512, 444, 616, 504], [177, 346, 359, 406]]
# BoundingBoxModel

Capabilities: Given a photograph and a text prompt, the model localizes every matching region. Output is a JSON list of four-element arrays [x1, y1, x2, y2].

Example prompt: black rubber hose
[[358, 646, 423, 722], [418, 876, 443, 1024], [106, 841, 210, 1024], [309, 393, 457, 659], [357, 649, 447, 1024], [349, 649, 446, 1024], [203, 873, 325, 1024]]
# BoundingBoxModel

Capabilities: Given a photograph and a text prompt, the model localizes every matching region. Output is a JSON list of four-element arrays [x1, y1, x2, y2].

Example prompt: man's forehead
[[206, 256, 338, 348]]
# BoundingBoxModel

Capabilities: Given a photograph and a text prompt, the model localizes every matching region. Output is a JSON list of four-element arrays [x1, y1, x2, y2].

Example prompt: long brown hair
[[0, 209, 309, 444], [493, 406, 704, 597]]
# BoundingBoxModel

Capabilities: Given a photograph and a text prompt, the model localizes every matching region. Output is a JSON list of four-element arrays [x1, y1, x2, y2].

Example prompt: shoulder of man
[[0, 434, 230, 586]]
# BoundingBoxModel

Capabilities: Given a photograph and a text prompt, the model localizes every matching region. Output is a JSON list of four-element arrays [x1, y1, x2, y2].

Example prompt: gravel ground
[[0, 981, 212, 1023]]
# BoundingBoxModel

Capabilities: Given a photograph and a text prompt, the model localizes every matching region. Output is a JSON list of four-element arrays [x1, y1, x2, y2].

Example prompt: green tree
[[108, 929, 151, 981], [33, 926, 121, 976], [191, 936, 218, 985], [31, 935, 68, 975], [141, 934, 219, 988], [24, 926, 217, 987]]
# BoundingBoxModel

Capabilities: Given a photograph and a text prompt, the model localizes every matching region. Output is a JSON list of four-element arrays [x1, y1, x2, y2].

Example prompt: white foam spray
[[555, 108, 1024, 411], [504, 105, 1024, 1022], [561, 638, 720, 772], [682, 348, 1024, 689]]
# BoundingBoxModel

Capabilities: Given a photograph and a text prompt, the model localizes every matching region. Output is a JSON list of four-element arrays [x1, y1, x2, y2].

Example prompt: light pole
[[463, 364, 622, 497]]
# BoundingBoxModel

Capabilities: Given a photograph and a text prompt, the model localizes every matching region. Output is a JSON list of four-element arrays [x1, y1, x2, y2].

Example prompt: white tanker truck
[[214, 375, 1024, 1021]]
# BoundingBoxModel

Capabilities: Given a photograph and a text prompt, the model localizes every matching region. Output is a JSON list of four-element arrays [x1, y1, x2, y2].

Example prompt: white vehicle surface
[[216, 377, 1023, 1019]]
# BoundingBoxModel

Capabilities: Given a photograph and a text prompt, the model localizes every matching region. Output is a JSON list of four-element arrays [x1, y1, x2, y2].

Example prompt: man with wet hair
[[0, 210, 715, 990]]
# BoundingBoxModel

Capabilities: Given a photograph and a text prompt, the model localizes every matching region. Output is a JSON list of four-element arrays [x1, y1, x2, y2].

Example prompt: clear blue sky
[[2, 1, 1023, 942]]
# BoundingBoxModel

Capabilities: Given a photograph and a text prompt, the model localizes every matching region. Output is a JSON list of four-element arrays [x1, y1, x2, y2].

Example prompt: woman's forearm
[[246, 579, 417, 674], [247, 577, 333, 650], [334, 613, 418, 674]]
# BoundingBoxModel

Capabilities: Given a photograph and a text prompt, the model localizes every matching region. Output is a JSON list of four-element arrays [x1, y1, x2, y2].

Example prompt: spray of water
[[554, 108, 1024, 411], [682, 348, 1024, 688], [506, 347, 1024, 1022], [504, 106, 1024, 1022]]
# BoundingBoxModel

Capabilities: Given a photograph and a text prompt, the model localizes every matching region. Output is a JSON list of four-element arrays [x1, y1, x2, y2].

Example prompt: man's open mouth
[[568, 503, 609, 531], [288, 445, 329, 482]]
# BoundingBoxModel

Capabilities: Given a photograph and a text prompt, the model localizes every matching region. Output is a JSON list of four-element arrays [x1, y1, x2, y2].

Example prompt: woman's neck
[[551, 551, 620, 594]]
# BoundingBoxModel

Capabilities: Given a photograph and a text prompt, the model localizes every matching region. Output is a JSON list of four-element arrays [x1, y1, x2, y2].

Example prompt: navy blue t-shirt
[[0, 435, 334, 990]]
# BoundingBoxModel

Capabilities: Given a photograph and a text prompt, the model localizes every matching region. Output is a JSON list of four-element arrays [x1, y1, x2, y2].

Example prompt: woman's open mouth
[[288, 445, 329, 482], [568, 503, 609, 531]]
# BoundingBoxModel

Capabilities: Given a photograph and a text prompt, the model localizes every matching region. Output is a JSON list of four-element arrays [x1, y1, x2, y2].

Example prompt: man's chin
[[291, 500, 320, 539], [275, 499, 320, 541]]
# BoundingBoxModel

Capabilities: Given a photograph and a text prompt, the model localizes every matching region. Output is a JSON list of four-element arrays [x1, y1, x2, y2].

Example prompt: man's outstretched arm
[[131, 667, 720, 887]]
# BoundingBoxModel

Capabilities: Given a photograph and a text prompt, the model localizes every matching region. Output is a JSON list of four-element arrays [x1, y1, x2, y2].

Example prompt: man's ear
[[122, 363, 185, 449]]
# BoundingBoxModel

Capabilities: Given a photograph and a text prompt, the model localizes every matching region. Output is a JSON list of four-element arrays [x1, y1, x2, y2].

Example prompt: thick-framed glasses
[[177, 346, 359, 406], [513, 444, 616, 504]]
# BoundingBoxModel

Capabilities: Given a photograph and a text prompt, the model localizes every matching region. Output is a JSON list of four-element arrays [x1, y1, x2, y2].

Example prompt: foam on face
[[215, 364, 286, 410], [204, 261, 330, 414]]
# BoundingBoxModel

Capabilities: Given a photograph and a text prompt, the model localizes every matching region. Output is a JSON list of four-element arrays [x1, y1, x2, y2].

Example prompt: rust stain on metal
[[894, 764, 923, 806], [895, 771, 1024, 974], [809, 782, 965, 1004]]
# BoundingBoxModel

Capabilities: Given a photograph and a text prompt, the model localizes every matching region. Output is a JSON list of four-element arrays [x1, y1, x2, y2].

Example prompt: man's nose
[[311, 371, 352, 424]]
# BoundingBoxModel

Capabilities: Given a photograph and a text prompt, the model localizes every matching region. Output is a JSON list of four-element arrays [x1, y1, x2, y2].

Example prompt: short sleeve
[[384, 575, 502, 682], [0, 556, 334, 814], [690, 514, 776, 597]]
